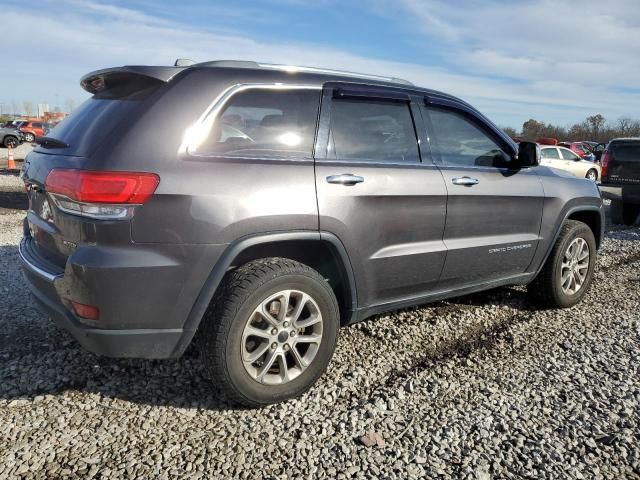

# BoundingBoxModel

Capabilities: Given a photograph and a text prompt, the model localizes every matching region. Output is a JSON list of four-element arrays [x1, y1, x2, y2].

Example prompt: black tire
[[585, 169, 598, 182], [528, 220, 596, 308], [199, 258, 339, 407], [3, 136, 18, 148], [23, 133, 35, 143], [610, 200, 640, 226]]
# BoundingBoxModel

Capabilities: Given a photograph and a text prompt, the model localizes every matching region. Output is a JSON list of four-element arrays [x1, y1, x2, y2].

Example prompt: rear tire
[[528, 220, 596, 308], [23, 133, 35, 143], [610, 200, 640, 225], [199, 258, 339, 407]]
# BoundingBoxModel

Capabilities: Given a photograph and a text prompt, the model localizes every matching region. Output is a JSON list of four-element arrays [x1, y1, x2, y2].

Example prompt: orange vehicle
[[19, 121, 50, 143]]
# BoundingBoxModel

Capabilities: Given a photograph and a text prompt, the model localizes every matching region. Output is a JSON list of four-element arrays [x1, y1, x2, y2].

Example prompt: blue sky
[[2, 0, 639, 129]]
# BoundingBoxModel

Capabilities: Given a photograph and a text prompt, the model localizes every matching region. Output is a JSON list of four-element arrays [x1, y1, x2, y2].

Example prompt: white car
[[540, 146, 601, 182]]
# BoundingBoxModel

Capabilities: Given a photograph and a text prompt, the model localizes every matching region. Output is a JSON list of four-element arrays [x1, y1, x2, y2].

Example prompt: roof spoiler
[[80, 65, 184, 94]]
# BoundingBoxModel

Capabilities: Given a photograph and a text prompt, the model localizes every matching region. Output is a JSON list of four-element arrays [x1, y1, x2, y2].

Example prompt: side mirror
[[515, 141, 540, 167]]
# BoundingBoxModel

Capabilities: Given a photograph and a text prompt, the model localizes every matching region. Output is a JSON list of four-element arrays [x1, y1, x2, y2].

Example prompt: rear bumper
[[18, 236, 215, 359], [600, 184, 640, 203]]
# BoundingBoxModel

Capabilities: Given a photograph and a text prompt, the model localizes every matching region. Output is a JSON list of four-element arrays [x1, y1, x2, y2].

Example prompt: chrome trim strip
[[18, 240, 63, 282], [255, 63, 414, 86]]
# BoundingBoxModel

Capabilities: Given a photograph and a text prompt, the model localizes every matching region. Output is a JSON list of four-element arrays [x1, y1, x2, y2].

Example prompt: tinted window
[[42, 77, 162, 157], [329, 99, 419, 163], [560, 148, 579, 160], [612, 142, 640, 162], [426, 107, 510, 168], [33, 122, 42, 128], [198, 89, 320, 158], [541, 148, 560, 159]]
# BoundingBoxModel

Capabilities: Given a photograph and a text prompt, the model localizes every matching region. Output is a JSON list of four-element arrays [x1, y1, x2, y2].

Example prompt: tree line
[[501, 114, 640, 144]]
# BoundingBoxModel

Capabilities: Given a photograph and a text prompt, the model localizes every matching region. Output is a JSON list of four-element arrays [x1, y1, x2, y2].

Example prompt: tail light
[[45, 169, 159, 219], [600, 150, 610, 181]]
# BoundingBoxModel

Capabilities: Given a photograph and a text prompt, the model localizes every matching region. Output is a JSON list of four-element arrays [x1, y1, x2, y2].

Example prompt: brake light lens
[[600, 150, 610, 181], [45, 169, 159, 220], [46, 169, 159, 204]]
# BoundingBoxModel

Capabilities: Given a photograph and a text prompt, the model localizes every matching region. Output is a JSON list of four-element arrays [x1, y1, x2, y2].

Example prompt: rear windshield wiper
[[35, 136, 69, 149]]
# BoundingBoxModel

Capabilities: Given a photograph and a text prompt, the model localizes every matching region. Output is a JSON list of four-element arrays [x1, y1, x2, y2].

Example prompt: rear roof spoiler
[[80, 65, 184, 94]]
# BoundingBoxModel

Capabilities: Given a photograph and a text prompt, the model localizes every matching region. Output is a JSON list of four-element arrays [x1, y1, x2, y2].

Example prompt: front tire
[[3, 136, 18, 148], [23, 133, 35, 143], [199, 258, 339, 407], [528, 220, 596, 308]]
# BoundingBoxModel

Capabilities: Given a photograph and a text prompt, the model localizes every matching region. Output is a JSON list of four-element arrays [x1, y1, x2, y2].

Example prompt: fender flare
[[170, 230, 357, 357], [529, 204, 604, 278]]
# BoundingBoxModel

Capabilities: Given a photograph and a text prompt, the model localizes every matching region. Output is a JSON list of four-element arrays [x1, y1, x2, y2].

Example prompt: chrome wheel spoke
[[243, 325, 272, 341], [289, 292, 309, 324], [243, 341, 270, 363], [278, 353, 290, 382], [295, 313, 322, 329], [290, 344, 308, 368], [294, 333, 322, 345], [256, 348, 278, 382], [259, 305, 280, 327]]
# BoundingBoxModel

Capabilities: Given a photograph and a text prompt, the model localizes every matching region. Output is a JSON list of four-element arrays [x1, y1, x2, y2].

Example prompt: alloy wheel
[[560, 237, 590, 295], [241, 289, 323, 385]]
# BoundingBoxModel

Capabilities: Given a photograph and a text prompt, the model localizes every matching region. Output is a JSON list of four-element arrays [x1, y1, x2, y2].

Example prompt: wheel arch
[[567, 208, 603, 249], [171, 231, 357, 357], [530, 204, 604, 280]]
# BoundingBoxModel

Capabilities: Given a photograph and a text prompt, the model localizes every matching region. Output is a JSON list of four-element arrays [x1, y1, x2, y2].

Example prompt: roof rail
[[193, 60, 414, 86]]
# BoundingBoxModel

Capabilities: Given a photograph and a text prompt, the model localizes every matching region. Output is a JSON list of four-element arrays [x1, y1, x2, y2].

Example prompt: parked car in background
[[592, 142, 607, 162], [537, 137, 558, 146], [0, 126, 24, 148], [2, 120, 25, 130], [599, 138, 640, 225], [19, 60, 604, 406], [19, 121, 50, 142], [540, 146, 601, 181], [559, 142, 597, 162]]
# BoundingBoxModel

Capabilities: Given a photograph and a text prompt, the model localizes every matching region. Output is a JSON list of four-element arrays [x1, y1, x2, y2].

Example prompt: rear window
[[40, 76, 161, 157], [612, 142, 640, 162], [195, 88, 320, 159]]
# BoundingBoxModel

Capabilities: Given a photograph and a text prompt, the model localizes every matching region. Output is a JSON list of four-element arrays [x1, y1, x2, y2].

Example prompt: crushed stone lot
[[0, 173, 639, 479]]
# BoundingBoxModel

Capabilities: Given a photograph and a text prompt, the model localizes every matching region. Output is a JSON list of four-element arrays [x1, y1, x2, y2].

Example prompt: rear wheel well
[[230, 240, 354, 324], [567, 210, 602, 248]]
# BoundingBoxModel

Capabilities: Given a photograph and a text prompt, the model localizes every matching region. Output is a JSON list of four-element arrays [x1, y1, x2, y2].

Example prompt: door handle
[[452, 176, 479, 186], [326, 174, 364, 186]]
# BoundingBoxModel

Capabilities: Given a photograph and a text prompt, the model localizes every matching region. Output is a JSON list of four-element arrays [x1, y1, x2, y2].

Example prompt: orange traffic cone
[[7, 145, 16, 169]]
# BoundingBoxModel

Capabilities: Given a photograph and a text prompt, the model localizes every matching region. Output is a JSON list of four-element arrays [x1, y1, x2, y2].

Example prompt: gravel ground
[[0, 173, 639, 479]]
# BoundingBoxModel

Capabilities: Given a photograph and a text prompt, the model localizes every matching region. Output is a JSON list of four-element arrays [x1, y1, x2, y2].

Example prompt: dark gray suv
[[19, 61, 604, 406]]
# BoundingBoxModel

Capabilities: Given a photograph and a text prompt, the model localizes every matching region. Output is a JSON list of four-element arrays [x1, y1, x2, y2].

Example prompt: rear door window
[[541, 148, 561, 159], [196, 88, 320, 159], [328, 99, 419, 163]]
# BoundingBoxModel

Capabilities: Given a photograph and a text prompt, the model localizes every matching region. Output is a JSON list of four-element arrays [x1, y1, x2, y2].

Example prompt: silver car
[[540, 145, 601, 181]]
